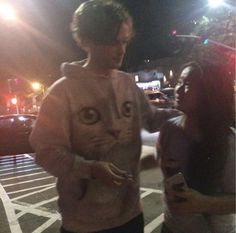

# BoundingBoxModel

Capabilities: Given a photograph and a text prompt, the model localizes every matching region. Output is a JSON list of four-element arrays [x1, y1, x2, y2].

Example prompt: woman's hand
[[167, 188, 209, 215], [91, 161, 134, 187]]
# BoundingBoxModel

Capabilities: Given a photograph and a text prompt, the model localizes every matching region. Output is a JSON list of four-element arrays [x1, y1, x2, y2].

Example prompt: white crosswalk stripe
[[0, 154, 164, 233]]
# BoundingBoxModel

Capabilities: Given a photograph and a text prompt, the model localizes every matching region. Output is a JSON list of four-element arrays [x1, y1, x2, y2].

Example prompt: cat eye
[[78, 107, 100, 125], [122, 101, 133, 117]]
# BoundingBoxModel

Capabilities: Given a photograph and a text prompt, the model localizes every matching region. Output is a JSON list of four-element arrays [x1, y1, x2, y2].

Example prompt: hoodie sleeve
[[30, 80, 94, 179], [135, 84, 180, 132]]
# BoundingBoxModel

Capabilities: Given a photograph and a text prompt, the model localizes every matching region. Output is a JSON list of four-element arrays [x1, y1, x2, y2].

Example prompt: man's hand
[[91, 161, 134, 187]]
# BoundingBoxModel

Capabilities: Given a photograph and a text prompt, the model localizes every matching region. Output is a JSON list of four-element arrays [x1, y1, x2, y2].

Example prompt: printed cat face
[[78, 101, 132, 125], [71, 100, 135, 157]]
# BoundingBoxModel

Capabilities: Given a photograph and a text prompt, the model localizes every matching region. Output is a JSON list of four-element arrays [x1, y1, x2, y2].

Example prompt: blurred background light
[[31, 82, 42, 91], [208, 0, 224, 8], [10, 97, 17, 105], [0, 2, 17, 21], [203, 38, 209, 45]]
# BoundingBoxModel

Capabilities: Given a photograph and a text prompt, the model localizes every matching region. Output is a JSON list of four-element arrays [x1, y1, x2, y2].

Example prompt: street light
[[32, 82, 41, 91], [31, 82, 45, 113], [175, 35, 236, 52], [10, 97, 17, 105], [0, 2, 17, 21], [31, 82, 45, 94], [208, 0, 224, 8], [10, 96, 20, 114]]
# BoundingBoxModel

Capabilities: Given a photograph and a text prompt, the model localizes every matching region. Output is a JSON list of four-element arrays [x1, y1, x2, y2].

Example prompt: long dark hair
[[183, 62, 235, 194]]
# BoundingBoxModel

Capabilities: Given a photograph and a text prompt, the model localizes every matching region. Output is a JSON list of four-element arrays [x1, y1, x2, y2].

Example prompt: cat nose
[[108, 129, 121, 139]]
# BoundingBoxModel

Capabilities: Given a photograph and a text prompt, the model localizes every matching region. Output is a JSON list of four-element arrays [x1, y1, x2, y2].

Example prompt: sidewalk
[[141, 145, 157, 158]]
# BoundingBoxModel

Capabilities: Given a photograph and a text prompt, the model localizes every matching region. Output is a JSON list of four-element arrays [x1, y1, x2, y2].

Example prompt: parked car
[[0, 114, 36, 156], [161, 87, 175, 100], [144, 88, 175, 108]]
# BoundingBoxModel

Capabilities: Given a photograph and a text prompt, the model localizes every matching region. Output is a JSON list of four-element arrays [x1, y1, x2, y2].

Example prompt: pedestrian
[[30, 1, 178, 233], [158, 61, 235, 233]]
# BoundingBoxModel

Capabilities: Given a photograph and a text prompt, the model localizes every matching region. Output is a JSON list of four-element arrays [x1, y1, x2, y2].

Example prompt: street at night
[[0, 144, 164, 233], [0, 1, 235, 233]]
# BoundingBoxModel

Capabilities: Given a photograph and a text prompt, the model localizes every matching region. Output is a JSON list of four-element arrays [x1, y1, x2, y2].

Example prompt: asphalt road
[[0, 131, 164, 233]]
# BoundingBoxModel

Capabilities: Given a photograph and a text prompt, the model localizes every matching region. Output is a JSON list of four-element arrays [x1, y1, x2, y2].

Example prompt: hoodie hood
[[61, 60, 87, 78], [61, 60, 118, 80]]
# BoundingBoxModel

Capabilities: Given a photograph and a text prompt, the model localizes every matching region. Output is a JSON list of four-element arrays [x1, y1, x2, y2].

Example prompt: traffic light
[[203, 38, 209, 45], [201, 35, 209, 45]]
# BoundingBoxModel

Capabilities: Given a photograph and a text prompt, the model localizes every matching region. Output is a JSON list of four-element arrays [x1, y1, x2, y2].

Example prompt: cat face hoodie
[[30, 61, 177, 232]]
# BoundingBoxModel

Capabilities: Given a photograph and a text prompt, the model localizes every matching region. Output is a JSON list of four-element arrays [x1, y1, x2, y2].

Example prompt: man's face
[[88, 20, 133, 70]]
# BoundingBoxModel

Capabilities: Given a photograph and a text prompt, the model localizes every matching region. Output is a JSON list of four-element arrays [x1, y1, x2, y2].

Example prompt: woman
[[158, 61, 235, 233]]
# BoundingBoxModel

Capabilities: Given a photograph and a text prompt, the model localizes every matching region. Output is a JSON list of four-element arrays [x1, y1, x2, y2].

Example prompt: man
[[30, 1, 177, 232]]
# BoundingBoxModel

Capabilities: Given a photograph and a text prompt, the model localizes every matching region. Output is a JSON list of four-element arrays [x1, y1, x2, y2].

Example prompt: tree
[[173, 3, 235, 72]]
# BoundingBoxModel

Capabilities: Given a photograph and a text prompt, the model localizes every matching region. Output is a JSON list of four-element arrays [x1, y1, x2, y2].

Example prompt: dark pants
[[60, 213, 144, 233], [161, 223, 173, 233]]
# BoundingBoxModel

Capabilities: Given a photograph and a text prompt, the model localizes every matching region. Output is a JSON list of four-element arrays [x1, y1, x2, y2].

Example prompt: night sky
[[0, 0, 207, 86]]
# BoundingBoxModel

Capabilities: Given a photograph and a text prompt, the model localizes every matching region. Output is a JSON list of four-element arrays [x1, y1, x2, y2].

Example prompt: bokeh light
[[208, 0, 224, 8], [0, 2, 17, 21]]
